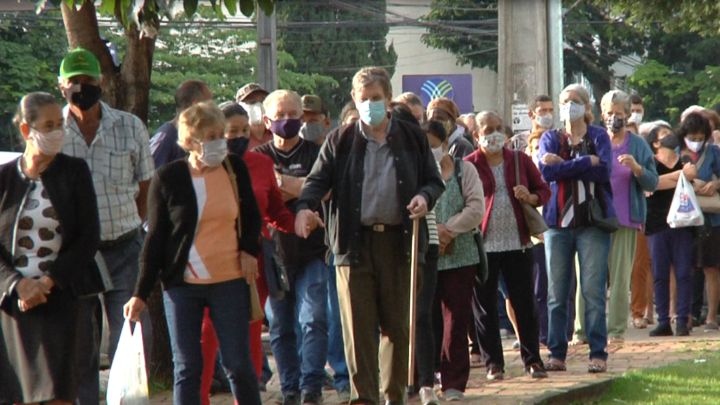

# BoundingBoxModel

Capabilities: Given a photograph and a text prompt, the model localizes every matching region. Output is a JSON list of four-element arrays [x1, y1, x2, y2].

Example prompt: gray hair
[[601, 90, 631, 115], [475, 110, 502, 128], [263, 90, 302, 116], [13, 92, 58, 128], [560, 84, 591, 106]]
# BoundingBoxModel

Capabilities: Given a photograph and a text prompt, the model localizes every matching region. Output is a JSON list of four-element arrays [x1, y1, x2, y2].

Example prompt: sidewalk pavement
[[143, 327, 720, 405]]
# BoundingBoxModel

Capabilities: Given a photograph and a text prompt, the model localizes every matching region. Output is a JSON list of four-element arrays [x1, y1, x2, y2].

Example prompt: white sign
[[511, 103, 532, 133]]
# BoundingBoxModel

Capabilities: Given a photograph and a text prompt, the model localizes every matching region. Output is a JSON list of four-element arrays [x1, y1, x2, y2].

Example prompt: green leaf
[[183, 0, 197, 17], [224, 0, 238, 16], [98, 0, 116, 17], [239, 0, 254, 17], [258, 0, 274, 16]]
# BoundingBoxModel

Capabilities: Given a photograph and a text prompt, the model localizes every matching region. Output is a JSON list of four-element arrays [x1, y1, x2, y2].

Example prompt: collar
[[64, 101, 120, 129], [359, 114, 393, 142], [448, 126, 465, 146]]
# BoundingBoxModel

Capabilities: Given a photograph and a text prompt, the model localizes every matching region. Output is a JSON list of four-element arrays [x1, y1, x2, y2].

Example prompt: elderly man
[[301, 95, 331, 145], [427, 98, 474, 158], [254, 90, 329, 405], [295, 67, 445, 405], [58, 48, 155, 405], [149, 79, 212, 168]]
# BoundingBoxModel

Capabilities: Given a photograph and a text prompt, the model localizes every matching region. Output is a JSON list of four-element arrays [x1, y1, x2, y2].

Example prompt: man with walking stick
[[295, 67, 445, 405]]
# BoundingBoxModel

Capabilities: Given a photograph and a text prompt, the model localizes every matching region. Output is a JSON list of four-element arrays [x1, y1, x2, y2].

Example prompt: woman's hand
[[682, 162, 698, 181], [699, 180, 720, 196], [437, 224, 454, 251], [618, 154, 642, 175], [123, 297, 146, 322], [240, 251, 259, 284], [513, 185, 539, 205], [16, 278, 50, 312], [541, 153, 564, 165], [589, 155, 601, 166]]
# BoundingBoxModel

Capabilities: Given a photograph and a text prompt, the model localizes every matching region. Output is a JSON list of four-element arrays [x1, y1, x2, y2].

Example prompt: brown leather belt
[[362, 224, 403, 233]]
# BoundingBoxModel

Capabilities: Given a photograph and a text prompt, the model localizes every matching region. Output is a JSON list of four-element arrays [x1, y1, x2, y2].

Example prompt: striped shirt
[[62, 102, 155, 241]]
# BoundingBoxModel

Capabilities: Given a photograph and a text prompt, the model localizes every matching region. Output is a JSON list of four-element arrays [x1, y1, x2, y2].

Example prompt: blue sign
[[402, 74, 473, 113]]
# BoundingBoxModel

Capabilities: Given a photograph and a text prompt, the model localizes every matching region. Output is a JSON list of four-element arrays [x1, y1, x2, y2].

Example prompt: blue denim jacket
[[694, 143, 720, 227]]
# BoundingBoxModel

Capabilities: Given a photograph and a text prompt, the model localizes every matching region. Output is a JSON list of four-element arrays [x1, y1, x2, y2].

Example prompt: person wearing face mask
[[57, 48, 156, 405], [678, 112, 720, 333], [572, 90, 658, 345], [149, 79, 213, 168], [427, 97, 475, 158], [124, 101, 263, 405], [254, 90, 330, 405], [641, 123, 697, 337], [626, 94, 644, 134], [511, 95, 555, 152], [0, 93, 100, 405], [538, 84, 616, 374], [301, 95, 331, 146], [465, 110, 550, 382], [237, 83, 273, 150], [295, 67, 445, 405]]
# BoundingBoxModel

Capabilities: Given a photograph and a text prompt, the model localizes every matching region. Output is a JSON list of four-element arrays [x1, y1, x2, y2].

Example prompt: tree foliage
[[276, 0, 398, 118]]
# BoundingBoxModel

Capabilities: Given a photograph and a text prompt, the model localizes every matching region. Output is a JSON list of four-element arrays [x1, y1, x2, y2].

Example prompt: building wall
[[386, 0, 498, 113]]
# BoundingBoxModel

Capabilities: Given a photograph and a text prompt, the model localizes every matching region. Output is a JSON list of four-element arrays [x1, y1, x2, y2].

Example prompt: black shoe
[[649, 324, 673, 337], [302, 390, 324, 404], [676, 323, 691, 336], [283, 392, 301, 405]]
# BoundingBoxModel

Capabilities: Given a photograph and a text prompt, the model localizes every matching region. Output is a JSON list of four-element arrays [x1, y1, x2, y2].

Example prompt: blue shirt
[[149, 121, 187, 169]]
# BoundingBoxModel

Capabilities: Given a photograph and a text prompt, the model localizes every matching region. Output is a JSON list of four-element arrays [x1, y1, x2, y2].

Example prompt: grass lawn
[[573, 351, 720, 405]]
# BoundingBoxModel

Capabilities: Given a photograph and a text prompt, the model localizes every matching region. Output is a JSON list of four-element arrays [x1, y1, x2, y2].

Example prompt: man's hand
[[16, 278, 50, 312], [123, 297, 146, 322], [295, 209, 316, 238], [307, 212, 325, 233], [407, 195, 428, 219], [437, 224, 454, 250], [541, 153, 564, 165], [240, 251, 259, 284]]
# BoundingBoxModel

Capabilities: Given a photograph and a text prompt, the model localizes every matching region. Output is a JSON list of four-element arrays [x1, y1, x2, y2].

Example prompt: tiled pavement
[[142, 327, 720, 405]]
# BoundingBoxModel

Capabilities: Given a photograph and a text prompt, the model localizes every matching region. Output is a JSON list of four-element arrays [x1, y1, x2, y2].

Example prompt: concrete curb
[[533, 378, 614, 405]]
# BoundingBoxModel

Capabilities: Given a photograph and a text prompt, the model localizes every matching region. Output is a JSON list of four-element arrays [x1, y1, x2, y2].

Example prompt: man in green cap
[[58, 47, 156, 405], [301, 95, 331, 146]]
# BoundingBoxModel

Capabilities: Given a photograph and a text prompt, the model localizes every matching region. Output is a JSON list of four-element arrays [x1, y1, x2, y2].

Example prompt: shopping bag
[[106, 320, 150, 405], [667, 172, 705, 228]]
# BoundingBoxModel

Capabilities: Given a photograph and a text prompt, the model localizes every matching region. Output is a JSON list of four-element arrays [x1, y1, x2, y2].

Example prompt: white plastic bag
[[667, 172, 705, 228], [106, 320, 150, 405]]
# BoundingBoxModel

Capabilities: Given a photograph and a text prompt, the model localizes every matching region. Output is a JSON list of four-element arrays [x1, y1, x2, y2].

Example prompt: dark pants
[[473, 249, 541, 370], [163, 278, 260, 405], [648, 228, 694, 327], [415, 245, 438, 389], [336, 230, 415, 405], [434, 265, 476, 392], [76, 233, 153, 405], [533, 243, 577, 344], [692, 270, 706, 322]]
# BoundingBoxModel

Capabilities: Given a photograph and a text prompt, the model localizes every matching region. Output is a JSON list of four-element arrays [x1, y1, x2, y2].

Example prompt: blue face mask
[[356, 99, 387, 127]]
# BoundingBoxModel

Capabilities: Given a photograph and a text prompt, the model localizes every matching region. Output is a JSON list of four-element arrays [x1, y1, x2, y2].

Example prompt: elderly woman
[[678, 112, 720, 333], [572, 91, 658, 344], [465, 110, 550, 381], [539, 84, 616, 373], [125, 101, 263, 405], [0, 92, 100, 405]]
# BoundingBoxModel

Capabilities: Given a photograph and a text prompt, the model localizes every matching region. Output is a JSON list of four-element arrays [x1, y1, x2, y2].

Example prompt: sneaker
[[704, 323, 719, 332], [487, 365, 504, 381], [512, 340, 520, 350], [526, 363, 548, 379], [282, 392, 301, 405], [418, 387, 440, 405], [433, 372, 442, 392], [649, 323, 673, 337], [302, 390, 324, 405], [336, 386, 351, 402], [500, 328, 516, 339], [323, 371, 335, 390], [443, 388, 464, 401], [676, 323, 690, 336]]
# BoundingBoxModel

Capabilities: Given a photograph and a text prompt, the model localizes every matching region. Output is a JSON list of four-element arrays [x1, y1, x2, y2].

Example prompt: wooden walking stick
[[407, 218, 420, 392]]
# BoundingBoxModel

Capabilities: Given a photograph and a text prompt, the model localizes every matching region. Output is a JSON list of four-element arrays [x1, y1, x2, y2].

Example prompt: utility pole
[[257, 11, 278, 92], [498, 0, 564, 132]]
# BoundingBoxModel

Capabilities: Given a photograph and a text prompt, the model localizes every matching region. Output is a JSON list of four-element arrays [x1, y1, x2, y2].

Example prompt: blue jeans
[[163, 279, 260, 405], [533, 243, 577, 345], [327, 258, 350, 391], [545, 227, 610, 361], [269, 259, 329, 394], [647, 228, 694, 327]]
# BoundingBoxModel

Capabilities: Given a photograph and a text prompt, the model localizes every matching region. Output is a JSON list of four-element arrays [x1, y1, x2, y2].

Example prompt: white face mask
[[536, 114, 554, 130], [560, 101, 586, 122], [480, 131, 505, 153], [244, 103, 265, 125], [195, 138, 227, 167], [432, 146, 444, 162], [29, 128, 64, 156], [629, 112, 643, 124], [684, 138, 704, 153]]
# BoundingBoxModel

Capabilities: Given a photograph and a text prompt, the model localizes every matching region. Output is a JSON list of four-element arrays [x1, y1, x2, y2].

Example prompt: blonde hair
[[561, 84, 594, 124], [600, 90, 631, 116], [177, 101, 225, 151], [263, 90, 302, 117], [394, 92, 422, 107], [352, 67, 392, 97]]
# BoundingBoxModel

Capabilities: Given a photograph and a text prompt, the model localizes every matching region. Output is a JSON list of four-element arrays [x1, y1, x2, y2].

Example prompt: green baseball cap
[[59, 48, 101, 81]]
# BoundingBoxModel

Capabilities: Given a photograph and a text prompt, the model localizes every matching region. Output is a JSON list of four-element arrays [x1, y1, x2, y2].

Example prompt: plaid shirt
[[62, 102, 155, 241]]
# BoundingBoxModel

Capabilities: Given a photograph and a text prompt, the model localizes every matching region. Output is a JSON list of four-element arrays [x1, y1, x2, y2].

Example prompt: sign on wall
[[402, 74, 474, 113]]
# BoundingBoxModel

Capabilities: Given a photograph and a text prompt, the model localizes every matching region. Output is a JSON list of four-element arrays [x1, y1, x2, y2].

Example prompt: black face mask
[[226, 137, 249, 157], [659, 134, 679, 150], [66, 83, 103, 111]]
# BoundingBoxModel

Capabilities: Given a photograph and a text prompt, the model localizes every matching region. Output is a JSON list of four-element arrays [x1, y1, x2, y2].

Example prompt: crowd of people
[[2, 46, 720, 405]]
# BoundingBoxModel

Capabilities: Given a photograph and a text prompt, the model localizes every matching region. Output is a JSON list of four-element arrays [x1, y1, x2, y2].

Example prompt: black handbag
[[262, 237, 290, 301], [588, 197, 620, 233]]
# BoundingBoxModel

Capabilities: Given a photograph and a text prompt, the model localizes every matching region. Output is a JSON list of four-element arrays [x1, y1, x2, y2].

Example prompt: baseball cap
[[302, 95, 327, 115], [236, 83, 269, 103], [59, 48, 102, 81]]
